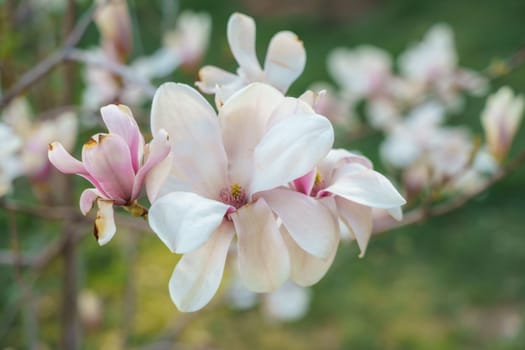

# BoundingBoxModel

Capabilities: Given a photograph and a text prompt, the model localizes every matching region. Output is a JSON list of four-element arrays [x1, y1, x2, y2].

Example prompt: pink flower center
[[219, 183, 248, 210], [311, 172, 327, 197]]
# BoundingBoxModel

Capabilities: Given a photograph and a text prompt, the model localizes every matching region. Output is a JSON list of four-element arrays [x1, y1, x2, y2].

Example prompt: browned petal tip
[[93, 222, 99, 241], [48, 143, 54, 151]]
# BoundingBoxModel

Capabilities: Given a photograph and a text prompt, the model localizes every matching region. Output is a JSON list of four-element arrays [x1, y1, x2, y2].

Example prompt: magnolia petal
[[282, 227, 339, 287], [196, 65, 238, 94], [264, 31, 306, 93], [219, 83, 284, 188], [322, 164, 406, 208], [267, 96, 314, 127], [79, 188, 103, 215], [251, 113, 334, 194], [148, 192, 230, 254], [169, 221, 234, 312], [48, 142, 87, 175], [131, 129, 171, 199], [82, 134, 135, 203], [151, 83, 228, 197], [94, 199, 116, 245], [260, 188, 337, 259], [227, 13, 262, 78], [292, 169, 316, 196], [145, 152, 173, 202], [232, 198, 290, 292], [386, 206, 403, 221], [100, 104, 144, 172], [336, 197, 372, 257]]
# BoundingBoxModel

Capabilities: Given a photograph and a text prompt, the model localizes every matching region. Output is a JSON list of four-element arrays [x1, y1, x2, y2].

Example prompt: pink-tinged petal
[[282, 227, 339, 287], [336, 197, 372, 257], [94, 199, 116, 246], [48, 142, 87, 175], [260, 187, 338, 259], [82, 134, 135, 203], [145, 153, 173, 203], [321, 163, 406, 209], [169, 221, 234, 312], [219, 83, 284, 188], [148, 192, 230, 254], [318, 148, 373, 181], [264, 31, 306, 93], [100, 104, 144, 172], [151, 83, 228, 197], [232, 198, 290, 292], [131, 129, 170, 199], [251, 112, 334, 194], [79, 188, 103, 215], [227, 13, 262, 78], [293, 169, 316, 196], [195, 65, 238, 94]]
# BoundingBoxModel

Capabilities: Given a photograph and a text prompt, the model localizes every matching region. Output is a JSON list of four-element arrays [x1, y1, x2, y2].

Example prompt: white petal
[[386, 206, 403, 221], [260, 188, 338, 259], [148, 192, 230, 253], [264, 31, 306, 92], [232, 198, 290, 292], [151, 83, 228, 197], [79, 188, 102, 215], [227, 13, 262, 78], [145, 153, 173, 202], [251, 113, 334, 194], [195, 65, 238, 94], [336, 197, 372, 257], [282, 227, 339, 287], [219, 83, 284, 188], [322, 164, 406, 208], [94, 199, 116, 246], [169, 221, 234, 312]]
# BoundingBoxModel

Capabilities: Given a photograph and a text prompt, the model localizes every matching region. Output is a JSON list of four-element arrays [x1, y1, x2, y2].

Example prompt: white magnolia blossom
[[148, 82, 335, 312], [399, 23, 487, 110], [263, 281, 311, 322], [328, 45, 393, 99], [2, 97, 78, 181], [481, 86, 524, 161], [196, 12, 306, 107]]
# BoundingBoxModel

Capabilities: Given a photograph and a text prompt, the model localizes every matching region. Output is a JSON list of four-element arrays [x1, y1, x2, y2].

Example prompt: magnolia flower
[[148, 82, 334, 312], [292, 149, 405, 257], [48, 104, 170, 245], [94, 0, 132, 61], [263, 281, 311, 322], [196, 12, 306, 106], [0, 122, 23, 197], [399, 24, 487, 109], [481, 86, 524, 161], [2, 97, 78, 182], [380, 102, 445, 168], [327, 45, 393, 100]]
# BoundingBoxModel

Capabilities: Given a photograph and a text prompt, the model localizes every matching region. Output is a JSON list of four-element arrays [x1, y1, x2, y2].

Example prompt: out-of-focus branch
[[0, 2, 99, 110], [64, 49, 156, 97], [6, 208, 39, 349], [373, 149, 525, 234]]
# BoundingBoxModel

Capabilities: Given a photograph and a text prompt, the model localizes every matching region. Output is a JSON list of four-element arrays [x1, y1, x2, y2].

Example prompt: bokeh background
[[1, 0, 525, 349]]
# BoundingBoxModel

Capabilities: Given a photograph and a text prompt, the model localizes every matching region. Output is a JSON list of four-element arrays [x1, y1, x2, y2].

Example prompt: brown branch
[[0, 2, 98, 110]]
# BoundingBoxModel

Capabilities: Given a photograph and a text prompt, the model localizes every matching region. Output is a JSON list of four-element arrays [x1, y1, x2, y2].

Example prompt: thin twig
[[0, 2, 98, 110], [64, 49, 156, 97]]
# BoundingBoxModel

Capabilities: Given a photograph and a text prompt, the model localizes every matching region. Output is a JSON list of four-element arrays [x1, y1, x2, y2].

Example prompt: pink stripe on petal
[[292, 169, 316, 196], [82, 134, 135, 204]]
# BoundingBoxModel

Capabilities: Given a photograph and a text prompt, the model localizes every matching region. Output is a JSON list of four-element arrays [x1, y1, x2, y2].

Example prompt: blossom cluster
[[0, 5, 512, 318]]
